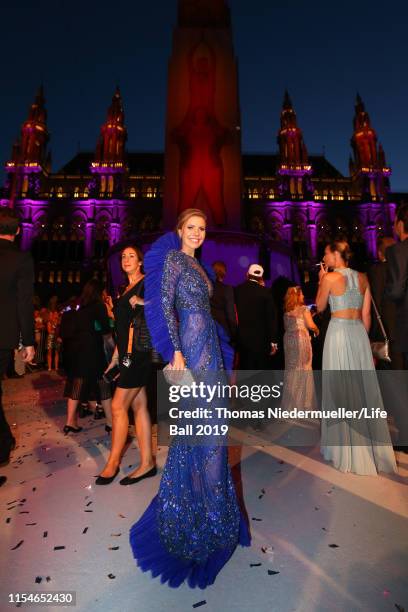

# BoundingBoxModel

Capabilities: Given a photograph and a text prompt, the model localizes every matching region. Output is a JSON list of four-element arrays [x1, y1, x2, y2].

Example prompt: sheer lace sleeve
[[143, 232, 182, 362], [161, 250, 182, 353]]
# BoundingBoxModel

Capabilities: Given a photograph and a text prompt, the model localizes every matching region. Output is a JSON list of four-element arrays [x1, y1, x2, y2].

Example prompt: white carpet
[[0, 372, 407, 612]]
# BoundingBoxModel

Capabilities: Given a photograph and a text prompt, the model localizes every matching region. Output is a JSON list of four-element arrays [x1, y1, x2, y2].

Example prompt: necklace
[[123, 274, 143, 295]]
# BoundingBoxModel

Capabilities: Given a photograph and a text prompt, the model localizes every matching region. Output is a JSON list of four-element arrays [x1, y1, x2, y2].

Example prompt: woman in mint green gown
[[316, 241, 397, 475]]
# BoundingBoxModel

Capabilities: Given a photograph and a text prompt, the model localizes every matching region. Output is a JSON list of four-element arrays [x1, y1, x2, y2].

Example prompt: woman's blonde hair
[[327, 240, 352, 264], [284, 286, 304, 312], [176, 208, 207, 231]]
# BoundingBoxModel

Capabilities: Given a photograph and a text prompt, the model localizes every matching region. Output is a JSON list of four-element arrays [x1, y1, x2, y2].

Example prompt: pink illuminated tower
[[90, 86, 127, 197], [350, 93, 391, 203], [6, 86, 49, 207], [277, 91, 313, 199]]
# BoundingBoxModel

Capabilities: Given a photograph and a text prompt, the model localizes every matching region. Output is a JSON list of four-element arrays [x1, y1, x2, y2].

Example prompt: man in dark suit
[[368, 236, 403, 369], [385, 204, 408, 367], [0, 208, 35, 484], [234, 264, 278, 369], [385, 204, 408, 452], [210, 261, 237, 343]]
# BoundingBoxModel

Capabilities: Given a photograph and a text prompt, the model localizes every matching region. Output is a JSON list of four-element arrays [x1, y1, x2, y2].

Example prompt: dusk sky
[[1, 0, 407, 191]]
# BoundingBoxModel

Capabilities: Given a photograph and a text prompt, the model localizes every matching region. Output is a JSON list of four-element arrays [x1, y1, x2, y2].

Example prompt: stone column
[[20, 221, 34, 251], [85, 221, 96, 259], [109, 221, 121, 246], [363, 224, 377, 259], [282, 222, 293, 245], [306, 222, 318, 261]]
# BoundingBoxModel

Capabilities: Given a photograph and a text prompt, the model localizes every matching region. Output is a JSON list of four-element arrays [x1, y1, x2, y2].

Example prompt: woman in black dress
[[96, 246, 156, 485], [61, 280, 113, 433]]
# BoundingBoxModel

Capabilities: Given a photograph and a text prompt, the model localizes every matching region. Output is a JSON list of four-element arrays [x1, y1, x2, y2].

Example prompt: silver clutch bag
[[163, 364, 195, 387]]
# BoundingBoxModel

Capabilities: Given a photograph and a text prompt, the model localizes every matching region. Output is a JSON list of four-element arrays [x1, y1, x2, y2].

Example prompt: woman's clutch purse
[[163, 363, 195, 387]]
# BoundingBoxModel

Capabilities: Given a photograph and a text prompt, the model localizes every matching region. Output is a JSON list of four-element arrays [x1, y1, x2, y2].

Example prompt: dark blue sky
[[1, 0, 407, 190]]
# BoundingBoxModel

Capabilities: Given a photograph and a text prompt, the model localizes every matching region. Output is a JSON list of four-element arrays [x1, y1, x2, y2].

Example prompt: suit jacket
[[385, 238, 408, 351], [368, 261, 397, 342], [0, 238, 35, 349], [60, 302, 110, 378], [234, 280, 278, 353], [210, 280, 237, 341]]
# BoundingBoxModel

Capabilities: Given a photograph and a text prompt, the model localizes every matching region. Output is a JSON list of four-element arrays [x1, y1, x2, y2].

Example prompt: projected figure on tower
[[172, 41, 231, 226]]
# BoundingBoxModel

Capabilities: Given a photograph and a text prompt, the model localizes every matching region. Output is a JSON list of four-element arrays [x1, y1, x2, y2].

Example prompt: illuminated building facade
[[1, 0, 406, 294]]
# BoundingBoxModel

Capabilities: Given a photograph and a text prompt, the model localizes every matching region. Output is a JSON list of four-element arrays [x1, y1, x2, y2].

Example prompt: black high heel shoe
[[119, 466, 157, 486], [63, 425, 83, 434], [94, 406, 105, 420], [78, 405, 93, 418], [95, 467, 120, 485], [105, 424, 112, 433]]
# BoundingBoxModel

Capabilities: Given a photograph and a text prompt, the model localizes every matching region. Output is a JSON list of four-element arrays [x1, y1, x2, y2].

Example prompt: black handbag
[[131, 280, 152, 353]]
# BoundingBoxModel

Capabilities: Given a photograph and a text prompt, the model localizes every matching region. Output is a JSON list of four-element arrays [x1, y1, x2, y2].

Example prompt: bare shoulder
[[357, 271, 369, 290], [325, 271, 341, 284]]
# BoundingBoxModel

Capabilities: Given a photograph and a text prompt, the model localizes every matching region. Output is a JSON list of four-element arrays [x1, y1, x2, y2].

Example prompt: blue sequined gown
[[129, 233, 250, 589]]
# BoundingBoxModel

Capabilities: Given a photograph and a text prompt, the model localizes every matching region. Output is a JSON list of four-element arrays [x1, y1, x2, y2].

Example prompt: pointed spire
[[356, 92, 364, 109], [28, 84, 47, 123], [277, 90, 311, 198], [283, 90, 292, 110], [280, 90, 297, 130], [350, 94, 382, 173], [93, 87, 127, 168], [107, 86, 124, 125]]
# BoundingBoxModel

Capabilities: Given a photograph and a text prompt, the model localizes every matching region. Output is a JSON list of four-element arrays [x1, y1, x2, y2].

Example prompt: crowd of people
[[0, 202, 407, 589]]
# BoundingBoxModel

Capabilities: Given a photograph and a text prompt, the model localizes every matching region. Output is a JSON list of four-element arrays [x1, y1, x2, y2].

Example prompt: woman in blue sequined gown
[[129, 209, 250, 589]]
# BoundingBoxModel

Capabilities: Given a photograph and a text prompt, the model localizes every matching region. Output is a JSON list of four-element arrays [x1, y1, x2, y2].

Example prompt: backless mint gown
[[321, 267, 397, 475]]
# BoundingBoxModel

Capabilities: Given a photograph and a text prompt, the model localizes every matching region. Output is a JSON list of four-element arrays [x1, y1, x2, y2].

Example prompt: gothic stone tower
[[350, 93, 391, 202], [6, 86, 50, 207], [163, 0, 242, 229], [90, 86, 127, 198], [277, 91, 313, 199]]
